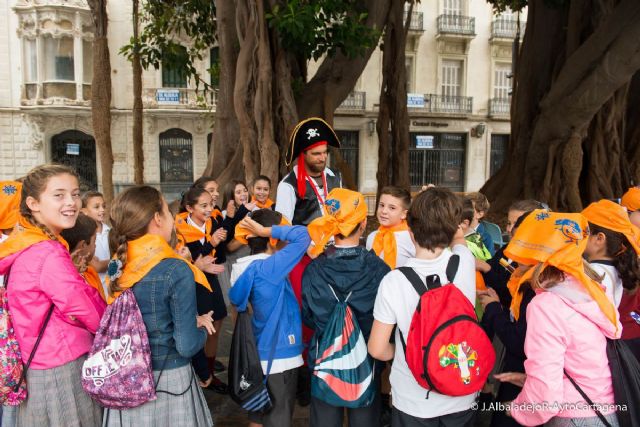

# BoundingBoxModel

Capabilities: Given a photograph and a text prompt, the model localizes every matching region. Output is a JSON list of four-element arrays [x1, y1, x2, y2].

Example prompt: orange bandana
[[621, 187, 640, 212], [308, 189, 368, 257], [83, 265, 106, 302], [211, 209, 223, 221], [174, 212, 216, 257], [107, 234, 211, 304], [582, 199, 640, 255], [235, 214, 290, 247], [0, 216, 69, 259], [0, 181, 22, 231], [251, 197, 274, 210], [371, 221, 409, 269], [506, 266, 531, 321], [504, 209, 617, 328]]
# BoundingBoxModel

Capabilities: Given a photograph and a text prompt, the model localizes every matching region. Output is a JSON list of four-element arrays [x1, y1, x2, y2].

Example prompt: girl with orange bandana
[[0, 165, 105, 426], [366, 186, 414, 269], [175, 186, 229, 394], [582, 199, 640, 362], [102, 186, 214, 426], [495, 210, 621, 427], [251, 175, 275, 210]]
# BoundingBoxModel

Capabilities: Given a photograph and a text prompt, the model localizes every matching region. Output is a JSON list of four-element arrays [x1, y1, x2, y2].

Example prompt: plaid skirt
[[15, 356, 102, 427], [545, 413, 620, 427], [103, 364, 213, 427]]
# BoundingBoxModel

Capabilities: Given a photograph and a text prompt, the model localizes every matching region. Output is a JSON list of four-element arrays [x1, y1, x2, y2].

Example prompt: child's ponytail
[[590, 223, 640, 291]]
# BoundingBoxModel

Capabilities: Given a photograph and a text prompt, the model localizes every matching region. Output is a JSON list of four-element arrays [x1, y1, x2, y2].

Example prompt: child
[[60, 212, 108, 302], [175, 186, 229, 393], [102, 185, 214, 426], [251, 175, 275, 210], [0, 164, 105, 426], [366, 186, 415, 269], [496, 210, 621, 426], [461, 197, 491, 296], [467, 192, 495, 256], [229, 211, 310, 427], [303, 189, 390, 427], [582, 199, 640, 360], [368, 187, 477, 426], [81, 191, 110, 285], [621, 186, 640, 228]]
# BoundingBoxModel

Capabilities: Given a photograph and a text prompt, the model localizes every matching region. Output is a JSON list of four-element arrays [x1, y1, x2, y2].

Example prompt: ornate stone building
[[0, 0, 525, 198]]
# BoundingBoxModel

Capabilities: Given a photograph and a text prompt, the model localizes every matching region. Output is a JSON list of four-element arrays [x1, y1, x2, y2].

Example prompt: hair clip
[[107, 259, 123, 281]]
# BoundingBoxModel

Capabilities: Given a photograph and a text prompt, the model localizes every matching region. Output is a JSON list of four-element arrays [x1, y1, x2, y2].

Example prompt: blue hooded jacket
[[229, 225, 310, 362]]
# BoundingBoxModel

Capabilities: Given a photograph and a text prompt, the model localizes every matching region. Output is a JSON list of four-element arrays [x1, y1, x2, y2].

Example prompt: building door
[[490, 134, 509, 177], [409, 133, 466, 191], [159, 128, 193, 196], [51, 130, 97, 191], [332, 130, 360, 188]]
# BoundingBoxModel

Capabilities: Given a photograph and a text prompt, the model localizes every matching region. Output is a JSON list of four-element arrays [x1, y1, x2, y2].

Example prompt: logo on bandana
[[2, 184, 17, 196], [535, 211, 549, 221], [306, 128, 320, 140], [325, 199, 341, 215], [554, 219, 584, 245]]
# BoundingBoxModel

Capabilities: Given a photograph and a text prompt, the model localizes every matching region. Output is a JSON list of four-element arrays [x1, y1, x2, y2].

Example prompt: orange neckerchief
[[621, 187, 640, 212], [308, 189, 368, 257], [504, 210, 618, 329], [211, 208, 223, 221], [175, 212, 212, 244], [506, 266, 530, 321], [371, 221, 409, 269], [251, 197, 274, 210], [235, 215, 290, 247], [582, 199, 640, 255], [108, 234, 211, 304], [0, 181, 22, 230], [83, 265, 106, 302], [0, 216, 69, 259]]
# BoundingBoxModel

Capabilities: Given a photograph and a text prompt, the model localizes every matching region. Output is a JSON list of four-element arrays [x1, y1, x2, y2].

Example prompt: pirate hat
[[285, 118, 341, 166]]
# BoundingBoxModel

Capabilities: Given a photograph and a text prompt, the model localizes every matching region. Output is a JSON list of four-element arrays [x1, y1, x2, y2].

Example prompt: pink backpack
[[82, 289, 157, 409], [0, 282, 54, 406]]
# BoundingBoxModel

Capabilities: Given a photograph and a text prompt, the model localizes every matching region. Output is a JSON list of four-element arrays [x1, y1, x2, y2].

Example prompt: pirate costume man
[[276, 118, 342, 226]]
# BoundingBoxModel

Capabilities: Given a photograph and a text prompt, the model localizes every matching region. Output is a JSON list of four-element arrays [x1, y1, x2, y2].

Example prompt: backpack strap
[[398, 267, 428, 296], [446, 254, 460, 283], [563, 369, 612, 427]]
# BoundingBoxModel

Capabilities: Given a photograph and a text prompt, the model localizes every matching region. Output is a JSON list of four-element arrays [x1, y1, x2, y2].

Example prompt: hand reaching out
[[211, 228, 227, 246], [477, 287, 500, 309], [196, 311, 216, 335], [194, 254, 224, 275]]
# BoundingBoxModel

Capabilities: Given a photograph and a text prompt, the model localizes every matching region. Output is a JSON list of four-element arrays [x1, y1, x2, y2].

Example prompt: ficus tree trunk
[[482, 0, 640, 213], [132, 0, 144, 184], [87, 0, 114, 204]]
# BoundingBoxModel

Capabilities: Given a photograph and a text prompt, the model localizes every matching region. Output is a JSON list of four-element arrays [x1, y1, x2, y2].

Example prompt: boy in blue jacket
[[229, 209, 310, 427]]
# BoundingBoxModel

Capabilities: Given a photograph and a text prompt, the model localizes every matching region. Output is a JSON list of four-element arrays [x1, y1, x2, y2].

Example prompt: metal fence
[[337, 91, 366, 111], [490, 134, 509, 177], [491, 18, 524, 39], [437, 14, 475, 35], [408, 133, 466, 191], [405, 10, 424, 31], [489, 98, 510, 116]]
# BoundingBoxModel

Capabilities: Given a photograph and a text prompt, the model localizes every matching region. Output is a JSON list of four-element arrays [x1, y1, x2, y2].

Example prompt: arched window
[[51, 130, 97, 190], [159, 128, 193, 183]]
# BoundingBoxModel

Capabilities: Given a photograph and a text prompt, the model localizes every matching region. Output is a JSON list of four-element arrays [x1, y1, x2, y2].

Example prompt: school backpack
[[82, 289, 157, 409], [228, 311, 273, 413], [310, 285, 376, 408], [0, 276, 54, 406], [398, 255, 495, 397]]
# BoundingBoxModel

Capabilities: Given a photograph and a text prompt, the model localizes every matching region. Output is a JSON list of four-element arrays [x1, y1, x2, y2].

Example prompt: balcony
[[408, 94, 473, 115], [437, 14, 475, 37], [336, 91, 366, 112], [491, 18, 525, 41], [404, 10, 424, 32], [488, 98, 510, 118], [143, 88, 217, 110]]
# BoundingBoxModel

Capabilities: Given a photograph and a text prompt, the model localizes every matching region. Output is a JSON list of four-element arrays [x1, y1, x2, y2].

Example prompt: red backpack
[[398, 255, 495, 397]]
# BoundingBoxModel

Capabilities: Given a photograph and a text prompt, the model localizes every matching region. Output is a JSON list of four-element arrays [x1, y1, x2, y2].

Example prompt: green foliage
[[120, 0, 217, 92], [266, 0, 380, 60], [486, 0, 568, 13]]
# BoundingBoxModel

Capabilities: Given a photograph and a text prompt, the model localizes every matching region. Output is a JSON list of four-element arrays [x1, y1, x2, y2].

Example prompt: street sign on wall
[[156, 89, 181, 104]]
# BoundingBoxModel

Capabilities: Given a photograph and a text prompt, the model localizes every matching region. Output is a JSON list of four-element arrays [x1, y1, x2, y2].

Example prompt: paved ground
[[202, 315, 491, 427]]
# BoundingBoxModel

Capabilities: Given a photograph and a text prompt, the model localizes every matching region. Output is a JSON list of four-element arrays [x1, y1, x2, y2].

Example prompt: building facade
[[0, 0, 525, 196]]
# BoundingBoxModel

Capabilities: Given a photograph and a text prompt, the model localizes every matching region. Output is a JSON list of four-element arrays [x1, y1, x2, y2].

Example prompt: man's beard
[[306, 161, 326, 175]]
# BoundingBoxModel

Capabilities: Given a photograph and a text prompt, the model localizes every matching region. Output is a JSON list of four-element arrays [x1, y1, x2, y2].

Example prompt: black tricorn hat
[[285, 118, 341, 166]]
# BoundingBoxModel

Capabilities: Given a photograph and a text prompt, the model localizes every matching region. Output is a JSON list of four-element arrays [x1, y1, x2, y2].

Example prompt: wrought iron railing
[[408, 94, 473, 114], [491, 18, 524, 39], [337, 91, 366, 111], [489, 98, 510, 116], [143, 88, 217, 109], [404, 10, 424, 31], [437, 14, 475, 36]]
